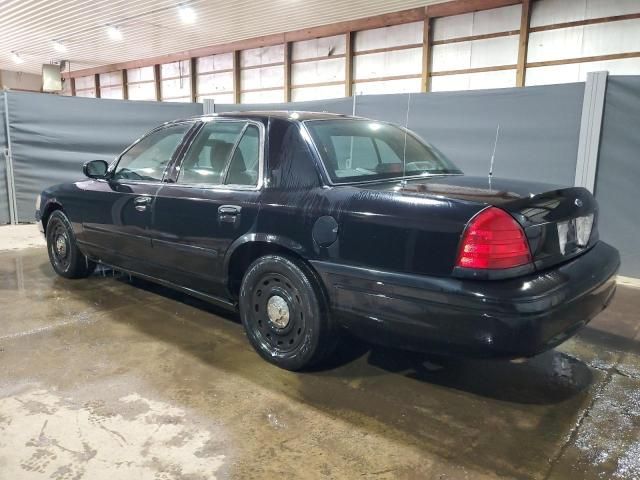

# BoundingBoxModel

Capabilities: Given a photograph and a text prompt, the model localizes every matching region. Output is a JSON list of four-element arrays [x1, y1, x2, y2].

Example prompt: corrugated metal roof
[[1, 0, 444, 74]]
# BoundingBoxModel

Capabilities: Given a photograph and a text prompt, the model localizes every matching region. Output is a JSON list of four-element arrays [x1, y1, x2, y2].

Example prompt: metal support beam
[[421, 16, 432, 92], [284, 42, 292, 102], [516, 0, 531, 87], [154, 64, 161, 101], [345, 32, 354, 97], [190, 57, 198, 103], [575, 71, 608, 193], [233, 50, 241, 104], [122, 69, 128, 100], [3, 92, 18, 224]]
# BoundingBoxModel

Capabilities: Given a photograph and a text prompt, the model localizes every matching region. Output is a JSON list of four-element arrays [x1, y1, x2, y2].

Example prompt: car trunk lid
[[365, 175, 599, 271]]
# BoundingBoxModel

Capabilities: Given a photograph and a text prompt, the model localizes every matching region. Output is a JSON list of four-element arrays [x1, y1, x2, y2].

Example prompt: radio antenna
[[401, 92, 412, 187], [488, 124, 500, 188]]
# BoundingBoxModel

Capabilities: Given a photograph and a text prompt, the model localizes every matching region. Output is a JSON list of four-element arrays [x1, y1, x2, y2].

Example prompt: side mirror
[[83, 160, 109, 179]]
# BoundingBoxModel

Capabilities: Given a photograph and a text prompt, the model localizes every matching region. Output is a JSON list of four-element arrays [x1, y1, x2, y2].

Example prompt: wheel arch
[[224, 234, 322, 300], [41, 200, 64, 233]]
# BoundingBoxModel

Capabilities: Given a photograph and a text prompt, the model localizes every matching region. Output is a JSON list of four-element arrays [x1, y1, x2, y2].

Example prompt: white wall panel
[[526, 57, 640, 86], [433, 13, 474, 41], [197, 53, 233, 73], [75, 75, 94, 90], [241, 65, 284, 90], [432, 42, 472, 71], [528, 19, 640, 63], [241, 45, 285, 67], [127, 66, 154, 83], [471, 5, 521, 35], [197, 71, 234, 95], [292, 58, 345, 85], [162, 77, 190, 99], [531, 0, 640, 28], [355, 22, 422, 51], [431, 69, 516, 91], [161, 60, 190, 77], [433, 36, 518, 72], [470, 36, 519, 68], [128, 82, 156, 101], [433, 5, 521, 41], [292, 84, 345, 101], [99, 71, 122, 87], [197, 93, 235, 104], [75, 88, 96, 98], [292, 35, 346, 60], [354, 48, 422, 80], [241, 89, 284, 103], [353, 77, 421, 95], [100, 86, 123, 99]]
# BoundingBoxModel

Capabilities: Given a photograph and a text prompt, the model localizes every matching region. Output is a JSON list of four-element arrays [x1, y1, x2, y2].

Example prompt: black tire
[[46, 210, 96, 279], [239, 254, 338, 371]]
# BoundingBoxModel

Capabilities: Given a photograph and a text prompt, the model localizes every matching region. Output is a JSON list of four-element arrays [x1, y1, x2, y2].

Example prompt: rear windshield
[[304, 119, 461, 183]]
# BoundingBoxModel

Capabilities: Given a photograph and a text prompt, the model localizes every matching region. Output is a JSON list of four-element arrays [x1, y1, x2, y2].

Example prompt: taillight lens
[[456, 207, 532, 270]]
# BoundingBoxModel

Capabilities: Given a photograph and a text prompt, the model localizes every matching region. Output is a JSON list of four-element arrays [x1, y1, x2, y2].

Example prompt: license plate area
[[557, 214, 594, 255]]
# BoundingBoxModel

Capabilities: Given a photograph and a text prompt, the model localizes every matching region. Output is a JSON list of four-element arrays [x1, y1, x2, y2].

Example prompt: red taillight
[[456, 207, 532, 270]]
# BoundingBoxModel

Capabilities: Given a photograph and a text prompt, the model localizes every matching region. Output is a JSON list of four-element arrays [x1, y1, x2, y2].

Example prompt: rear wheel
[[239, 254, 337, 371], [46, 210, 96, 279]]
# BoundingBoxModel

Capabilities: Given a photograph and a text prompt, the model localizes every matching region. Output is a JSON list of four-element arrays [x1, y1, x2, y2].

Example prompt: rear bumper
[[311, 241, 620, 358]]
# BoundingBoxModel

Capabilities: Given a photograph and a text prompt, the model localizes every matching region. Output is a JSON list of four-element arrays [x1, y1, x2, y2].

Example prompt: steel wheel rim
[[50, 222, 71, 271], [249, 273, 306, 354]]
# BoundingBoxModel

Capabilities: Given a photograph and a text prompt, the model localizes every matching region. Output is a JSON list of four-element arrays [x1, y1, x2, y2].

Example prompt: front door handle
[[134, 196, 152, 212], [218, 205, 242, 223]]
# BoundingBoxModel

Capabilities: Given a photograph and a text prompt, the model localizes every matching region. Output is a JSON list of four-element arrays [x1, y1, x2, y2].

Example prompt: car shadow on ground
[[108, 270, 594, 406]]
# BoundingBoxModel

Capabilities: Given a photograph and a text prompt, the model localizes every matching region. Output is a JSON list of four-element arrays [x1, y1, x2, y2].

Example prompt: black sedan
[[36, 111, 620, 370]]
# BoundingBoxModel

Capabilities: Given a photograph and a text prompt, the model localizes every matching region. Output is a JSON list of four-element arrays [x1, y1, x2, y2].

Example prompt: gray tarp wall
[[595, 76, 640, 278], [0, 96, 9, 224], [6, 92, 202, 222], [215, 83, 585, 186]]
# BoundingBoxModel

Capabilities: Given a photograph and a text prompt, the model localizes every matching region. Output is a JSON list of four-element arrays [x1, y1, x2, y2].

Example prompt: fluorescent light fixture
[[106, 25, 123, 41], [178, 5, 197, 24], [52, 40, 67, 53], [11, 51, 24, 64]]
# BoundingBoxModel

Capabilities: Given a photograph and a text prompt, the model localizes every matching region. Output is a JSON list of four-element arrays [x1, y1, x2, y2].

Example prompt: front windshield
[[304, 119, 462, 183]]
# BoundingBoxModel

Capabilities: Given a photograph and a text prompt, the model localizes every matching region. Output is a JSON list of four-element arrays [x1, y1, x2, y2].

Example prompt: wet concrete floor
[[1, 247, 639, 479]]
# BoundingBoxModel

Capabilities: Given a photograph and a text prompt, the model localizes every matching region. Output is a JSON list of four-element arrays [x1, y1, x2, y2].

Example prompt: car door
[[80, 122, 194, 273], [148, 118, 264, 297]]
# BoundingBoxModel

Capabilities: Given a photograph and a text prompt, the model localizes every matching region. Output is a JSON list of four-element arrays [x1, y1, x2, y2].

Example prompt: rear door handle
[[218, 205, 242, 223], [134, 196, 152, 212]]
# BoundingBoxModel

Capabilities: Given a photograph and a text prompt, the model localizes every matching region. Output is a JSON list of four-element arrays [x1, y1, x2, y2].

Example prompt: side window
[[114, 124, 191, 181], [177, 121, 246, 184], [225, 125, 260, 186]]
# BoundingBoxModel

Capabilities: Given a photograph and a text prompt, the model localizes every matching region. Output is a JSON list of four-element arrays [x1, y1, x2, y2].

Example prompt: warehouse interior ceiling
[[0, 0, 449, 75]]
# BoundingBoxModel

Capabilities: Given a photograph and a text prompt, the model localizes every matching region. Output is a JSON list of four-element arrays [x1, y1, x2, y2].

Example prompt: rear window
[[304, 119, 461, 184]]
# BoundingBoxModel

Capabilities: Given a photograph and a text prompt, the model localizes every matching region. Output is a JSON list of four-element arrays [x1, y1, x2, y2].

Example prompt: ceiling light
[[52, 40, 67, 53], [178, 5, 197, 24], [106, 25, 123, 41], [11, 51, 24, 64]]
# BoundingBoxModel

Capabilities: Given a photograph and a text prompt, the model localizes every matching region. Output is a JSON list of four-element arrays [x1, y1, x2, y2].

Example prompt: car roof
[[184, 110, 358, 123]]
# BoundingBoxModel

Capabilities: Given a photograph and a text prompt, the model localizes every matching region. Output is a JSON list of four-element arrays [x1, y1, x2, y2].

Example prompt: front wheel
[[239, 255, 337, 371], [46, 210, 96, 279]]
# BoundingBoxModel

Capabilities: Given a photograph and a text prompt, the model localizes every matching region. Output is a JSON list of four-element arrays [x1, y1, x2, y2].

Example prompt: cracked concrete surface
[[1, 247, 639, 479]]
